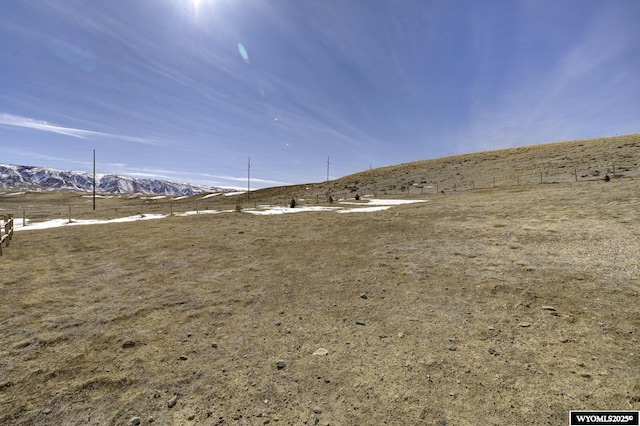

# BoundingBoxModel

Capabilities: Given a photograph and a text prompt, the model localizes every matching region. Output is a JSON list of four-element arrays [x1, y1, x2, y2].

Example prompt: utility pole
[[326, 156, 330, 182], [93, 149, 96, 211], [247, 157, 251, 200]]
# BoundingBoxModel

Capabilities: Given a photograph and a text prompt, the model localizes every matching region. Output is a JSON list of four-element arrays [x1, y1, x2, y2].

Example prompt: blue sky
[[1, 0, 639, 189]]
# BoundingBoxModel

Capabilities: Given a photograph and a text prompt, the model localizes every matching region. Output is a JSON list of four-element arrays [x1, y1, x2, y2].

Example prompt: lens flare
[[237, 43, 250, 63]]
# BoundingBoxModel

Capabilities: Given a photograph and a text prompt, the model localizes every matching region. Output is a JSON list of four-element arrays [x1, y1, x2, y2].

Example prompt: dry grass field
[[1, 134, 640, 425]]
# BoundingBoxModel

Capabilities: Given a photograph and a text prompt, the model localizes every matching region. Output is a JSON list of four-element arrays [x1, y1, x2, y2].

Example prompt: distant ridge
[[0, 164, 230, 196]]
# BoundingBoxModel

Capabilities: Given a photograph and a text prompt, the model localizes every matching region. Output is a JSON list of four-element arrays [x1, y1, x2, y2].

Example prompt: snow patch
[[340, 199, 427, 206], [200, 193, 222, 199], [338, 206, 391, 213], [174, 210, 225, 217], [245, 206, 341, 215], [13, 199, 427, 231]]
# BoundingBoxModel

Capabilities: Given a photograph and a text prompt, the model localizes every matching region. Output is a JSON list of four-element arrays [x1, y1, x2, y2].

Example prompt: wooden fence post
[[6, 215, 12, 246], [1, 214, 14, 255]]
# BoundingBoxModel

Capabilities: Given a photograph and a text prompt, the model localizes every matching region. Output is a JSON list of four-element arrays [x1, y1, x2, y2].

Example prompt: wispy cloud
[[0, 148, 94, 172], [0, 113, 99, 139], [94, 163, 286, 188], [0, 113, 160, 145], [201, 174, 286, 185], [459, 2, 640, 153]]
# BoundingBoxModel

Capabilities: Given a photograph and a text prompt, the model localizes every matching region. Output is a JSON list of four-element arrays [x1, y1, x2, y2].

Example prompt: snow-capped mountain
[[0, 164, 229, 196]]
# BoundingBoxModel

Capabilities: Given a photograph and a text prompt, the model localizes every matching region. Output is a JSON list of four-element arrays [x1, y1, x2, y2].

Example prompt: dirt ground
[[1, 167, 640, 425]]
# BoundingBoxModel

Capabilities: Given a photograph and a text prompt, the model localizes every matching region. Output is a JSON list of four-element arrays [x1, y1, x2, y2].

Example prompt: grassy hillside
[[336, 133, 639, 189], [224, 133, 639, 204]]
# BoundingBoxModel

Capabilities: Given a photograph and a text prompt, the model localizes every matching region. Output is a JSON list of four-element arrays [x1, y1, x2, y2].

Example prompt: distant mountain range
[[0, 164, 230, 196]]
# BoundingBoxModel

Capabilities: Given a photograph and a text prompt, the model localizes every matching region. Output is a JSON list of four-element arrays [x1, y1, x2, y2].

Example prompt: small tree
[[290, 198, 296, 208]]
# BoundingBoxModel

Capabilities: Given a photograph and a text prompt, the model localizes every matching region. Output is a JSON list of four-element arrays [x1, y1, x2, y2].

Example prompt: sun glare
[[183, 0, 207, 20], [191, 0, 202, 13], [176, 0, 226, 23]]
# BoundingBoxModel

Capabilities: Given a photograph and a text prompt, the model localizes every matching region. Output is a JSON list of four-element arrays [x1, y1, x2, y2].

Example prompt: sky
[[1, 0, 639, 189]]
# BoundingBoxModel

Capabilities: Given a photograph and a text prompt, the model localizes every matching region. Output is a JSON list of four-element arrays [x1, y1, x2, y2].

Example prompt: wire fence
[[2, 162, 638, 229], [354, 162, 639, 196]]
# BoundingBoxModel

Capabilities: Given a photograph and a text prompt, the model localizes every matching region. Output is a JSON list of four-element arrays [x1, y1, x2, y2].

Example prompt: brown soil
[[1, 135, 640, 425]]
